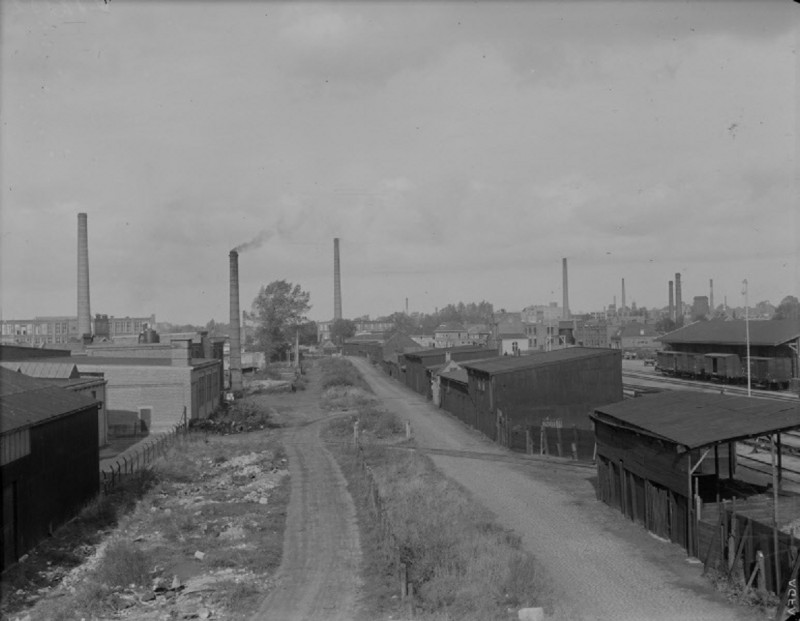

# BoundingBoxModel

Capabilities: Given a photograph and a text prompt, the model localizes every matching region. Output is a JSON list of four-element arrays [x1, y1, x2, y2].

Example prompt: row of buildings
[[344, 318, 800, 595], [1, 314, 157, 347]]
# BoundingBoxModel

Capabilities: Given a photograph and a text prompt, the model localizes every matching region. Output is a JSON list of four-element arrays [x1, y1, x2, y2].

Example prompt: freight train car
[[656, 351, 792, 390]]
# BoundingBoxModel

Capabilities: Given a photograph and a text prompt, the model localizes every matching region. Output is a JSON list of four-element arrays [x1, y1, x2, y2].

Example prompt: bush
[[97, 539, 151, 587]]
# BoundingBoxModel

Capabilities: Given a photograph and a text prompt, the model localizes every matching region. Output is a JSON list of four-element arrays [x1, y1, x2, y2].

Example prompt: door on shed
[[2, 482, 17, 569]]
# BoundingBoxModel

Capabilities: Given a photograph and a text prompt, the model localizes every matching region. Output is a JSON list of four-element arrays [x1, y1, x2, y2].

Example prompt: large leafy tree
[[329, 318, 357, 345], [251, 280, 311, 361], [773, 295, 800, 320]]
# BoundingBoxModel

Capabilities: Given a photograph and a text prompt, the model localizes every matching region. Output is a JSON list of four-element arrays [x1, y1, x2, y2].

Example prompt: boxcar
[[749, 356, 792, 389], [656, 351, 678, 375], [704, 353, 742, 383]]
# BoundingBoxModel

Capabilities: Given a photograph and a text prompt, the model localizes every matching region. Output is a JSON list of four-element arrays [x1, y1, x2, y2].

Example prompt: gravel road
[[252, 398, 362, 621], [350, 357, 757, 621]]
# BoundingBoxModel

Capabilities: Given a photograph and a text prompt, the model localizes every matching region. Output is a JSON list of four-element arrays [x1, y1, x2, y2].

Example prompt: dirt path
[[252, 392, 362, 621], [350, 357, 756, 621]]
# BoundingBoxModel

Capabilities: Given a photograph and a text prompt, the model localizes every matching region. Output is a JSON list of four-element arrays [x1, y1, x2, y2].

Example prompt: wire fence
[[353, 429, 415, 604], [101, 421, 189, 494]]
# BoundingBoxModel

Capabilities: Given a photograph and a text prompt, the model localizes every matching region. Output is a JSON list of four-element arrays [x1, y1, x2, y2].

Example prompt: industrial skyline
[[1, 1, 796, 324]]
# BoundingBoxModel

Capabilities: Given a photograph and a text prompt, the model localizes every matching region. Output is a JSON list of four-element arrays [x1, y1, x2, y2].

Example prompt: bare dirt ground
[[250, 385, 363, 621], [350, 357, 762, 621]]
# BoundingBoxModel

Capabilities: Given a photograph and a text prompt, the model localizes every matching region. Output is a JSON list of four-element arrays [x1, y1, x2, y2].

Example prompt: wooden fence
[[700, 499, 800, 605], [101, 421, 189, 493]]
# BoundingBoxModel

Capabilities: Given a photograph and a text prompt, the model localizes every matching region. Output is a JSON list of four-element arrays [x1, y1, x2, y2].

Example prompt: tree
[[329, 318, 356, 345], [773, 296, 800, 321], [655, 316, 677, 334], [251, 280, 311, 361]]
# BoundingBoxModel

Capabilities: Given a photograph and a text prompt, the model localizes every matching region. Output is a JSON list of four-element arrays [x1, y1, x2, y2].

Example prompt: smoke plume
[[233, 229, 273, 253]]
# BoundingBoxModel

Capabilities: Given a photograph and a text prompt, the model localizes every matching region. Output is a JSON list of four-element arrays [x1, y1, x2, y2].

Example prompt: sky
[[1, 0, 797, 325]]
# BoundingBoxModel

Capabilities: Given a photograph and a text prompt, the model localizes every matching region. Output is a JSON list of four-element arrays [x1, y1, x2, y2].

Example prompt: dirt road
[[350, 357, 756, 621], [252, 395, 362, 621]]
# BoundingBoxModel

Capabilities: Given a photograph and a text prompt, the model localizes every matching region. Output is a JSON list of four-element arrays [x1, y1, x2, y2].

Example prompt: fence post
[[400, 562, 408, 598], [572, 425, 579, 460], [354, 420, 360, 448], [526, 427, 532, 455], [405, 420, 412, 440]]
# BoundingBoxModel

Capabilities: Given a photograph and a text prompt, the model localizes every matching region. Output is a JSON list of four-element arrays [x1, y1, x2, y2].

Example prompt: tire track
[[252, 408, 361, 621]]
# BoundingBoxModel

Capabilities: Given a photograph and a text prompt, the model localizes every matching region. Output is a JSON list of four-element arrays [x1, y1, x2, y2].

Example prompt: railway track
[[623, 369, 800, 402]]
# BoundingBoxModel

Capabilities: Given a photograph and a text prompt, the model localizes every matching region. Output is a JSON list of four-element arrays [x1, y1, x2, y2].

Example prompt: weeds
[[97, 539, 151, 587]]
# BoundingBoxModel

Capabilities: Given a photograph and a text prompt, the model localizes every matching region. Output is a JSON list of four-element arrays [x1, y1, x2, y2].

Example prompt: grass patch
[[319, 357, 373, 391], [321, 359, 552, 620]]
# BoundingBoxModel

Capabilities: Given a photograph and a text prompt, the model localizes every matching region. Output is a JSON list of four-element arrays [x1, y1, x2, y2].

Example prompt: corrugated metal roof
[[0, 368, 98, 434], [592, 391, 800, 450], [659, 319, 800, 347], [462, 347, 618, 375], [404, 345, 492, 360]]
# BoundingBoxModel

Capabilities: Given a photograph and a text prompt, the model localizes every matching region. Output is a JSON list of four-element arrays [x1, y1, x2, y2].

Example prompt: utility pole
[[743, 279, 751, 396]]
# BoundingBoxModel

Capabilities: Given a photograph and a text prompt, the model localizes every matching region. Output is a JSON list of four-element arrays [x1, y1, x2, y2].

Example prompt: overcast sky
[[1, 1, 797, 325]]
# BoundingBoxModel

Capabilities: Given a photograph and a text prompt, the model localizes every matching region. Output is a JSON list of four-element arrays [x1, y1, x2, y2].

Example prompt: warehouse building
[[460, 348, 622, 452], [400, 345, 496, 399], [1, 369, 100, 570]]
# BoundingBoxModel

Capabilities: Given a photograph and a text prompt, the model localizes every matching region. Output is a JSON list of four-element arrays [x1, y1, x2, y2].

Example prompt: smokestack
[[621, 278, 626, 313], [562, 258, 569, 319], [77, 213, 91, 340], [709, 279, 714, 313], [334, 238, 342, 320], [675, 273, 683, 326], [668, 280, 674, 321], [405, 297, 409, 315], [229, 250, 243, 393]]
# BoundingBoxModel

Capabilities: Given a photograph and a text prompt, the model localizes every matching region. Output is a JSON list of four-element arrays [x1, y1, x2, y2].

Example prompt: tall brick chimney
[[562, 258, 569, 319], [668, 280, 674, 322], [709, 279, 714, 314], [675, 273, 683, 326], [77, 213, 92, 340], [334, 238, 342, 320], [229, 250, 243, 393]]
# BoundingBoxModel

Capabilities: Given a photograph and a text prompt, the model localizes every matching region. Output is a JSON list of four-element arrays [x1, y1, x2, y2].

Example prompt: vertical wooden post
[[771, 433, 781, 592], [526, 427, 532, 455], [400, 562, 408, 598], [556, 425, 563, 457], [354, 420, 360, 448], [571, 425, 579, 460], [539, 425, 546, 455], [405, 420, 412, 440], [756, 550, 766, 593]]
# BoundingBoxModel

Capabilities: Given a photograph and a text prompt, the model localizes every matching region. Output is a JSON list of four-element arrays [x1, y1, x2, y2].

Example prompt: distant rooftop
[[462, 347, 618, 375], [659, 319, 800, 347]]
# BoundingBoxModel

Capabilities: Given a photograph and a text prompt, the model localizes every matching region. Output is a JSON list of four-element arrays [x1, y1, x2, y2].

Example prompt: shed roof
[[659, 319, 800, 347], [403, 345, 491, 361], [591, 391, 800, 450], [434, 323, 466, 333], [439, 368, 469, 384], [498, 333, 528, 340], [462, 347, 617, 375], [0, 361, 80, 379], [0, 368, 98, 434]]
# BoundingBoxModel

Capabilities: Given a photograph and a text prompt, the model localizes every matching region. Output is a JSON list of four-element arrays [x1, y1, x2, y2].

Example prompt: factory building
[[400, 345, 496, 400], [0, 341, 222, 434], [0, 314, 156, 347]]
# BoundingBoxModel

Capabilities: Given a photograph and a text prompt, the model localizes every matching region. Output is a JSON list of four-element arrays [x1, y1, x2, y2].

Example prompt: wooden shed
[[591, 392, 800, 559], [1, 368, 100, 570], [402, 345, 495, 399], [461, 347, 622, 449]]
